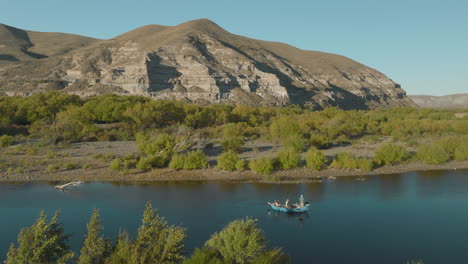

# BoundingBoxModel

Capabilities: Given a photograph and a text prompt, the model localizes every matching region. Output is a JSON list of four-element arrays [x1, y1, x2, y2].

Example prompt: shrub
[[249, 157, 275, 175], [123, 159, 137, 169], [169, 154, 186, 170], [136, 157, 152, 171], [82, 163, 91, 169], [356, 157, 374, 172], [217, 150, 241, 171], [309, 134, 332, 149], [0, 135, 13, 147], [305, 147, 327, 171], [417, 144, 450, 164], [330, 152, 358, 170], [454, 143, 468, 161], [46, 164, 60, 172], [170, 150, 209, 170], [63, 162, 79, 170], [277, 148, 301, 169], [221, 138, 244, 152], [109, 158, 123, 171], [235, 159, 246, 171], [282, 134, 307, 152], [373, 143, 410, 165], [46, 150, 57, 159], [183, 150, 209, 170]]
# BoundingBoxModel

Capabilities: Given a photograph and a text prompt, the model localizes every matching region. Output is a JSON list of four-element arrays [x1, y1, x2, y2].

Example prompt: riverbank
[[1, 140, 467, 183]]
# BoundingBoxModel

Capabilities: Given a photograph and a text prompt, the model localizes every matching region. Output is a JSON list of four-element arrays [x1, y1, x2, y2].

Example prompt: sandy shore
[[1, 140, 467, 183], [1, 160, 467, 183]]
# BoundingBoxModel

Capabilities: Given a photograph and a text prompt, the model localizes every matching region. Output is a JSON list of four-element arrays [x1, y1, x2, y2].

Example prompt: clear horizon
[[1, 0, 467, 96]]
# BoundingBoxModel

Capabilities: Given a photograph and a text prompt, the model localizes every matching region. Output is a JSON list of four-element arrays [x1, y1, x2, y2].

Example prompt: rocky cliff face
[[0, 19, 415, 110]]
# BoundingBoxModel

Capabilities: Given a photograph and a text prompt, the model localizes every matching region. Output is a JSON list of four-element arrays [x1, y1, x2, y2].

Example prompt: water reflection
[[377, 173, 406, 199], [266, 209, 311, 228]]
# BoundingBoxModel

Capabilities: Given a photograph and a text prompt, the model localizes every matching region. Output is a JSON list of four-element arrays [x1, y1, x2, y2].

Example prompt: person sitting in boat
[[285, 199, 290, 208]]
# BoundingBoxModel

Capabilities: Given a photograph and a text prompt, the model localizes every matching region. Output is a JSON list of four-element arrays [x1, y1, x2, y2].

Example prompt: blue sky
[[1, 0, 467, 95]]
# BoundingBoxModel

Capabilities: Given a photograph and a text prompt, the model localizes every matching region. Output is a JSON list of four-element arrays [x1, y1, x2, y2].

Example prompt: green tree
[[205, 218, 266, 264], [373, 143, 410, 165], [182, 248, 224, 264], [417, 144, 450, 164], [221, 123, 244, 152], [277, 148, 301, 169], [78, 209, 109, 264], [217, 150, 242, 171], [249, 157, 275, 175], [6, 210, 74, 264], [305, 147, 327, 171]]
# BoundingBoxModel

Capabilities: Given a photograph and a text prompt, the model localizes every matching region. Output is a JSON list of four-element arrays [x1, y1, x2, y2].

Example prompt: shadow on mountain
[[146, 53, 182, 92]]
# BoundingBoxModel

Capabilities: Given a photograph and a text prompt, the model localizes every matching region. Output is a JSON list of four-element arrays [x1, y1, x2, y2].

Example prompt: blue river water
[[1, 170, 468, 263]]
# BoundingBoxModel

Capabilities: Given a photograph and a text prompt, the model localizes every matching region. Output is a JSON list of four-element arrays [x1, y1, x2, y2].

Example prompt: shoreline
[[1, 160, 467, 184]]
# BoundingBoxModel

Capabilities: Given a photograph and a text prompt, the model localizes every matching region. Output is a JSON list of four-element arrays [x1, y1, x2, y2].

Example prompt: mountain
[[409, 94, 468, 109], [0, 19, 415, 109]]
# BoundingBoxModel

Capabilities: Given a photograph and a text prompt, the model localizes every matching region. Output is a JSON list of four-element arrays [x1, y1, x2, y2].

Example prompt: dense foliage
[[1, 92, 468, 175], [4, 203, 288, 264]]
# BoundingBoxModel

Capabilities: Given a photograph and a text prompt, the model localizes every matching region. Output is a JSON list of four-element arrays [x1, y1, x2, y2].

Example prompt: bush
[[331, 152, 358, 169], [63, 162, 79, 170], [331, 153, 374, 171], [183, 150, 209, 170], [217, 150, 241, 171], [221, 138, 244, 152], [46, 150, 57, 159], [123, 159, 137, 169], [235, 159, 246, 171], [417, 144, 450, 164], [356, 157, 374, 172], [249, 157, 275, 175], [169, 150, 209, 170], [282, 134, 307, 152], [305, 147, 327, 171], [169, 154, 186, 170], [277, 148, 301, 169], [309, 134, 332, 149], [136, 157, 152, 171], [0, 135, 13, 147], [454, 143, 468, 161], [373, 143, 410, 165], [46, 164, 60, 172], [109, 158, 123, 171]]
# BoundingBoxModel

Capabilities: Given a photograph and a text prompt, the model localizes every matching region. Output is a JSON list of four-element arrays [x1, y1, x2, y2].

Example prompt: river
[[1, 170, 468, 263]]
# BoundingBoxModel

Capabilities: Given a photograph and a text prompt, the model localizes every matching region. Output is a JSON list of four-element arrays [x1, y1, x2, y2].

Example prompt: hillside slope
[[409, 94, 468, 108], [0, 19, 415, 109]]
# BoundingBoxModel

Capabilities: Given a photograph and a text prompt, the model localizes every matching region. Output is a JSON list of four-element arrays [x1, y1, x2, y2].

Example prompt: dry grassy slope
[[409, 94, 468, 108], [0, 19, 415, 109], [0, 23, 99, 63]]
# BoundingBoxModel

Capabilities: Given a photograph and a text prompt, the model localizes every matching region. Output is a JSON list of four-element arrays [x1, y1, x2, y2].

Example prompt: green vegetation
[[416, 144, 450, 164], [1, 92, 468, 176], [305, 147, 327, 171], [277, 148, 301, 169], [249, 157, 275, 175], [217, 150, 245, 171], [331, 152, 374, 171], [169, 150, 209, 170], [4, 203, 288, 264], [0, 135, 13, 147], [373, 143, 410, 165]]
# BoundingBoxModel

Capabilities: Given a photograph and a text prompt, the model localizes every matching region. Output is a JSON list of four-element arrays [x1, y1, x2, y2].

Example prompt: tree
[[6, 210, 74, 264], [305, 147, 327, 171], [106, 202, 186, 264], [78, 209, 109, 264], [221, 123, 244, 152], [204, 218, 267, 264], [277, 148, 301, 169], [217, 150, 243, 171], [373, 143, 410, 165], [182, 248, 224, 264]]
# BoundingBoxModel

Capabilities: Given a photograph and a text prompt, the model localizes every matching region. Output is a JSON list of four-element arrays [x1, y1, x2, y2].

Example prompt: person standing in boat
[[299, 195, 304, 207]]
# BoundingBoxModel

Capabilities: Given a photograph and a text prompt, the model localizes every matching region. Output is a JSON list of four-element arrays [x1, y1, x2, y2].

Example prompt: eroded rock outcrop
[[0, 19, 415, 109]]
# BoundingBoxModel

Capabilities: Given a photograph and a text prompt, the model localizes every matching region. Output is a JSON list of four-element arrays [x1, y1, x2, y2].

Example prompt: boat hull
[[268, 203, 310, 213]]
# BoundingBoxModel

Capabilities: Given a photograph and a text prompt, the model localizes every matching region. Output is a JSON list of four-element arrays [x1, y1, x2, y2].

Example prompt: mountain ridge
[[0, 19, 415, 110]]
